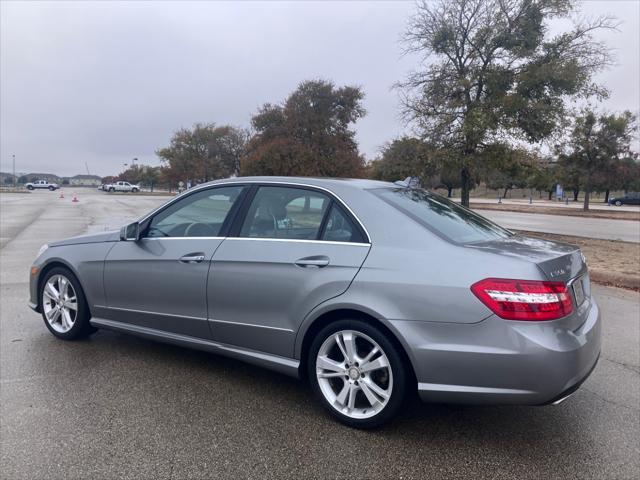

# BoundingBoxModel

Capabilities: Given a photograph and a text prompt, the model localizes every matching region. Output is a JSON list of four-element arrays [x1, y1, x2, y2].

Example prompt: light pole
[[12, 154, 16, 188]]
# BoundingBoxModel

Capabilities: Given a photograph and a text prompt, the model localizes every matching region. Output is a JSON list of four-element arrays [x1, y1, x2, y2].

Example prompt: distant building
[[68, 174, 102, 186], [23, 173, 62, 183]]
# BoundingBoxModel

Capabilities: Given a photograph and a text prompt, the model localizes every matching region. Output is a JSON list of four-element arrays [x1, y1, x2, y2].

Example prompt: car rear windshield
[[371, 188, 513, 244]]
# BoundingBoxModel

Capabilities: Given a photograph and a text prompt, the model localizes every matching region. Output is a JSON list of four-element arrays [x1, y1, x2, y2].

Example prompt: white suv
[[25, 180, 59, 191]]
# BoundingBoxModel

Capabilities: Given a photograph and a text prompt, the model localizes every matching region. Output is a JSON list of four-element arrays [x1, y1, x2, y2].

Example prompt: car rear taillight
[[470, 278, 573, 321]]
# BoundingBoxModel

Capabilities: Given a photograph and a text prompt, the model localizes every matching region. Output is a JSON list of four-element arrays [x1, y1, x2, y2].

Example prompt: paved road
[[1, 190, 639, 479], [477, 209, 640, 243]]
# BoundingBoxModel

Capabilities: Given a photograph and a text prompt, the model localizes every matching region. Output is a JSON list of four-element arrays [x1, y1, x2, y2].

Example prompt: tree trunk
[[604, 189, 610, 203], [447, 186, 453, 198], [460, 168, 471, 207], [548, 190, 553, 200], [583, 176, 591, 211], [503, 187, 509, 199], [573, 188, 579, 202], [583, 189, 590, 210]]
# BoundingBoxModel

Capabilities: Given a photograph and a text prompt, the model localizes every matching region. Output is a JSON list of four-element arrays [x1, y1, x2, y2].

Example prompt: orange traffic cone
[[59, 190, 64, 199], [72, 193, 79, 203]]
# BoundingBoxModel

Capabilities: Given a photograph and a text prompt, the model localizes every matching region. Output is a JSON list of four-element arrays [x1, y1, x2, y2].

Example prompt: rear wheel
[[615, 200, 622, 206], [40, 267, 96, 340], [308, 319, 407, 428], [48, 186, 55, 191]]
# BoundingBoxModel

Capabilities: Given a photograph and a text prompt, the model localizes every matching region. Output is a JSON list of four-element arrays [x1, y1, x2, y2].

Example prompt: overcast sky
[[1, 0, 638, 177]]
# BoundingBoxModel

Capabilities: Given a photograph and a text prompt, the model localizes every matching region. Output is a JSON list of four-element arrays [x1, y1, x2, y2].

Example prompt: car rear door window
[[321, 204, 365, 243], [146, 186, 244, 237], [240, 186, 330, 240]]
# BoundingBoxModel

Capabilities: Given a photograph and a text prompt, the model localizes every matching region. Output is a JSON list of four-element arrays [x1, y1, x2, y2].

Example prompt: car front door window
[[147, 186, 244, 238]]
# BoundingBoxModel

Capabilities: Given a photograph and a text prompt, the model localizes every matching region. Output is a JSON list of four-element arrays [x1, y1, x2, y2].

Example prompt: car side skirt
[[90, 317, 300, 378]]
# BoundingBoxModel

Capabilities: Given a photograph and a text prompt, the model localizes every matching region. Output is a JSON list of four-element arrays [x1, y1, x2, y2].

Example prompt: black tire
[[307, 319, 408, 429], [132, 188, 139, 193], [615, 200, 622, 206], [27, 185, 34, 190], [39, 267, 96, 340], [48, 186, 55, 191], [108, 187, 115, 192]]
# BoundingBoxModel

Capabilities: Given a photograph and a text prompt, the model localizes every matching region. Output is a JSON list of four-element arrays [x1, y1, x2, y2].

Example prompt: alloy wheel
[[42, 274, 78, 333], [315, 330, 393, 419]]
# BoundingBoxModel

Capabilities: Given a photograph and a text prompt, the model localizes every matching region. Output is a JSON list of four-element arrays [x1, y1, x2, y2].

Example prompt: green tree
[[157, 123, 248, 183], [616, 156, 640, 193], [242, 80, 366, 177], [560, 109, 637, 209], [481, 144, 537, 198], [557, 153, 582, 201], [528, 160, 557, 200], [399, 0, 614, 206], [436, 154, 465, 198], [370, 137, 436, 182]]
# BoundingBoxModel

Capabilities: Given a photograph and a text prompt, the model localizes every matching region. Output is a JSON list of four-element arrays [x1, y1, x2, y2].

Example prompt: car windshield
[[371, 187, 513, 244]]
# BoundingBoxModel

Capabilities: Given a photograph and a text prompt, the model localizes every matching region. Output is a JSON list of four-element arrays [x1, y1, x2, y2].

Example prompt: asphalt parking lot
[[1, 190, 639, 479]]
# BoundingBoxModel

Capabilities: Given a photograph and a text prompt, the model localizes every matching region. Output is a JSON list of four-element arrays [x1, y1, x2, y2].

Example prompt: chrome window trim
[[140, 236, 370, 246], [223, 238, 370, 247], [137, 180, 372, 244], [140, 237, 226, 241]]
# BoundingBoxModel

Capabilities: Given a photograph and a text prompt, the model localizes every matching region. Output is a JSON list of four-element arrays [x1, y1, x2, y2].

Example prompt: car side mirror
[[120, 222, 140, 241]]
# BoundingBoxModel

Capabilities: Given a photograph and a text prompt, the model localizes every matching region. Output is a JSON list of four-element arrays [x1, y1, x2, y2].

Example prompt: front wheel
[[108, 187, 115, 192], [40, 267, 96, 340], [615, 200, 622, 206], [308, 319, 408, 428], [132, 187, 139, 193], [27, 185, 34, 190]]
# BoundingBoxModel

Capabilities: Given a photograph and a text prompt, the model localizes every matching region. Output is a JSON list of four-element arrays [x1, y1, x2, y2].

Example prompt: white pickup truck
[[25, 180, 59, 191], [105, 181, 140, 193]]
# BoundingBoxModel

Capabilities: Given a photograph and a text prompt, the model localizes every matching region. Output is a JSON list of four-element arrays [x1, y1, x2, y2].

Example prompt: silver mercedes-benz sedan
[[29, 177, 601, 428]]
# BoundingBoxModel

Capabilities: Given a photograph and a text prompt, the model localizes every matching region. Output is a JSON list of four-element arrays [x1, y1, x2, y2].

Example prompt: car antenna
[[394, 176, 420, 189]]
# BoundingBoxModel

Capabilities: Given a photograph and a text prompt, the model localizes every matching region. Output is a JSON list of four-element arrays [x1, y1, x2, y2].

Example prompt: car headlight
[[37, 243, 49, 257]]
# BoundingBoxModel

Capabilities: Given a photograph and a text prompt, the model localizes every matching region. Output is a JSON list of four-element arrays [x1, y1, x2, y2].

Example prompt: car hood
[[49, 230, 120, 247], [465, 234, 585, 283]]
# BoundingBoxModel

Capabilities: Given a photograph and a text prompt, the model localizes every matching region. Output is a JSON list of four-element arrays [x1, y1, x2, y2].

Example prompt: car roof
[[202, 176, 395, 191]]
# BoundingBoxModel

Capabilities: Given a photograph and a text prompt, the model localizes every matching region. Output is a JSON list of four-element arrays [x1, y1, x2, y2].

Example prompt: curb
[[589, 270, 640, 292]]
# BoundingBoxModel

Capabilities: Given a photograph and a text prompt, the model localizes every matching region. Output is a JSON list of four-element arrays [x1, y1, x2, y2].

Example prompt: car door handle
[[179, 253, 206, 264], [295, 256, 330, 268]]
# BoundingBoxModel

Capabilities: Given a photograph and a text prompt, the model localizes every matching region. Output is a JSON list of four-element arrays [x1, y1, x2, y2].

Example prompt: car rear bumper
[[391, 298, 601, 405]]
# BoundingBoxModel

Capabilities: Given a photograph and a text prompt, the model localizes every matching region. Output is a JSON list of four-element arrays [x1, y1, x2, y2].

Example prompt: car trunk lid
[[466, 234, 586, 283]]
